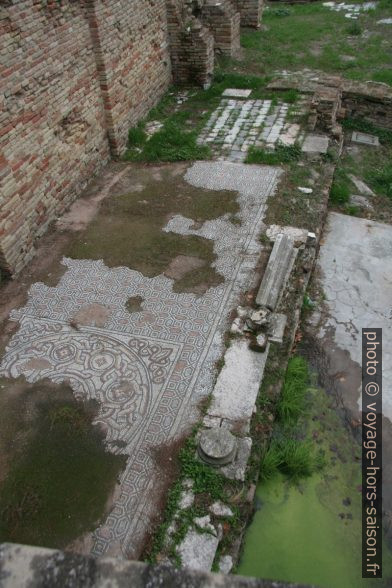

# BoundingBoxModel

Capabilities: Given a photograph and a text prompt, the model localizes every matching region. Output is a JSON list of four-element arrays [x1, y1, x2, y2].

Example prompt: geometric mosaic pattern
[[0, 162, 280, 559]]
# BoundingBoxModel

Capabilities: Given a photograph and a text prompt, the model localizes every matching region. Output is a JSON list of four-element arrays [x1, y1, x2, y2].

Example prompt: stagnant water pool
[[237, 386, 392, 587]]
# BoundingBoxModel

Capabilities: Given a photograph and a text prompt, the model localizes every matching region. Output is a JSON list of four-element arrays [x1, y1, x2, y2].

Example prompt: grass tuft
[[346, 22, 362, 36], [366, 164, 392, 199], [277, 356, 309, 425], [246, 142, 301, 165], [330, 169, 351, 205]]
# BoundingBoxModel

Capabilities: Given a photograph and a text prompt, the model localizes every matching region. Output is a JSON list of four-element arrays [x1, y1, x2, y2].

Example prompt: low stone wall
[[0, 542, 313, 587], [268, 72, 392, 133]]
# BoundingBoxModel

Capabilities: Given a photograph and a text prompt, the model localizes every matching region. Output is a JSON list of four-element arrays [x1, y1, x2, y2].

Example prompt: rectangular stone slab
[[222, 88, 252, 98], [207, 339, 269, 423], [301, 134, 329, 154], [268, 312, 288, 343], [351, 131, 380, 146], [256, 233, 297, 310]]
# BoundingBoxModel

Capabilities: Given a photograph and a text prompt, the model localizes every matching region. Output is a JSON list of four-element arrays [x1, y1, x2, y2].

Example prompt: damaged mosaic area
[[197, 97, 305, 162], [0, 161, 281, 560]]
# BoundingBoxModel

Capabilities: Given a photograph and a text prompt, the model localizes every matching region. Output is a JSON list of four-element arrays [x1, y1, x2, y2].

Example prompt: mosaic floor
[[0, 161, 281, 558], [197, 97, 304, 162]]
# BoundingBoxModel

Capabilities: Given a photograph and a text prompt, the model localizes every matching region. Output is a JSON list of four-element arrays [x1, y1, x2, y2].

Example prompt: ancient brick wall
[[89, 0, 171, 156], [0, 0, 262, 277], [202, 0, 241, 56], [234, 0, 264, 29], [0, 0, 172, 275], [341, 81, 392, 130], [1, 0, 109, 275], [166, 0, 215, 87]]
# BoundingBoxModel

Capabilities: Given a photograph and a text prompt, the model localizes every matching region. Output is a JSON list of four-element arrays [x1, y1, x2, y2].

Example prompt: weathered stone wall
[[0, 542, 313, 587], [0, 0, 172, 276]]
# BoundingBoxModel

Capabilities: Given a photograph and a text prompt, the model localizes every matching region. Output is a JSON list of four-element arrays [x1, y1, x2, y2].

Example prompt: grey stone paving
[[0, 161, 280, 559], [302, 134, 329, 154], [317, 212, 392, 419], [197, 98, 304, 161]]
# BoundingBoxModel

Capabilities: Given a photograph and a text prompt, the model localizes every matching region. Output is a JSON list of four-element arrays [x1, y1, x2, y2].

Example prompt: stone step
[[255, 233, 297, 311]]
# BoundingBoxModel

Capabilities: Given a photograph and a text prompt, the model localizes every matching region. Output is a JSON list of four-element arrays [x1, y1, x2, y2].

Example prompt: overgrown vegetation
[[246, 142, 301, 165], [259, 357, 326, 482], [147, 431, 239, 564], [342, 117, 392, 146], [226, 1, 392, 85], [126, 116, 210, 163], [125, 72, 268, 162], [330, 168, 351, 205], [276, 356, 308, 424], [367, 164, 392, 199], [336, 119, 392, 220]]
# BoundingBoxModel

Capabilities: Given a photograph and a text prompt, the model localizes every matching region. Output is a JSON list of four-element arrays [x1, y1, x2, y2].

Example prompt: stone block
[[351, 131, 379, 146], [222, 88, 252, 98], [207, 340, 269, 422], [256, 233, 297, 311], [301, 134, 329, 154]]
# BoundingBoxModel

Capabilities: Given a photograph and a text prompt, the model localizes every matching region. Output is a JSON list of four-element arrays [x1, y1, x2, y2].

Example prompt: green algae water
[[237, 386, 392, 587]]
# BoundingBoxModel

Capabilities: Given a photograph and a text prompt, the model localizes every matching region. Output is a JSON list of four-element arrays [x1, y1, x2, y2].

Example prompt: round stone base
[[198, 428, 237, 467]]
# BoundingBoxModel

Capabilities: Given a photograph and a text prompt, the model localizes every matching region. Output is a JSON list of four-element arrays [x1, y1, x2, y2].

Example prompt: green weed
[[342, 118, 392, 146], [128, 123, 147, 147], [330, 169, 351, 205], [282, 89, 300, 104], [260, 442, 282, 481], [277, 356, 309, 425], [260, 437, 325, 482], [126, 119, 210, 162], [246, 142, 301, 165], [279, 438, 314, 480], [344, 204, 360, 216], [366, 164, 392, 198], [346, 22, 362, 36]]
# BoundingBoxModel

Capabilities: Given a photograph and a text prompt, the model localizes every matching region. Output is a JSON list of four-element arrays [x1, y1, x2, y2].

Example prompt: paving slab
[[256, 234, 297, 310], [177, 528, 219, 572], [317, 212, 392, 419], [222, 88, 252, 98], [207, 340, 269, 423], [302, 134, 329, 154], [350, 194, 373, 209], [0, 161, 280, 559]]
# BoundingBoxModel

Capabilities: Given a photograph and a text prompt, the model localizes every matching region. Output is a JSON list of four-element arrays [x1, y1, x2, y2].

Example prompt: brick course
[[0, 0, 172, 275]]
